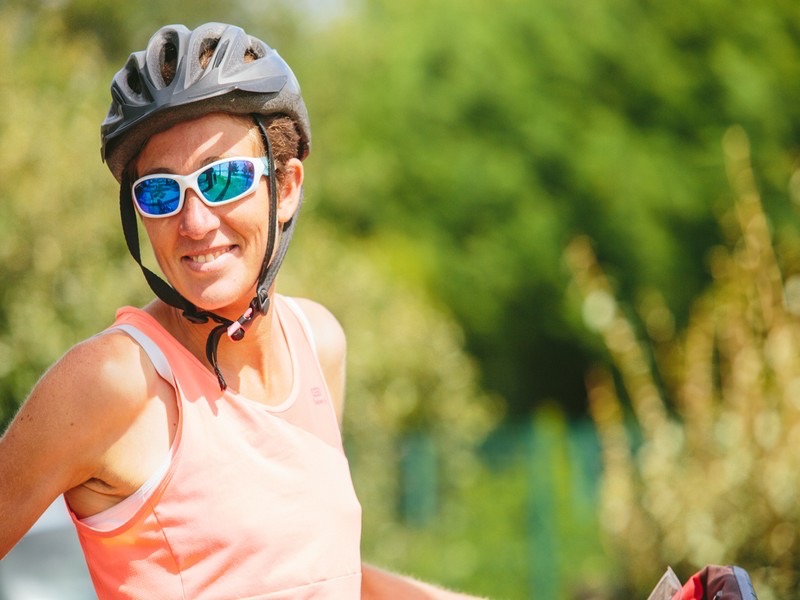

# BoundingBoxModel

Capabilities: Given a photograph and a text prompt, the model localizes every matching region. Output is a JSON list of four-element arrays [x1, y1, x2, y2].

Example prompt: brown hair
[[258, 115, 303, 182]]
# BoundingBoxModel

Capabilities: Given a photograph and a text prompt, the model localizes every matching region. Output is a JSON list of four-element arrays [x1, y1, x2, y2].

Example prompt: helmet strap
[[251, 115, 304, 316], [119, 170, 215, 324]]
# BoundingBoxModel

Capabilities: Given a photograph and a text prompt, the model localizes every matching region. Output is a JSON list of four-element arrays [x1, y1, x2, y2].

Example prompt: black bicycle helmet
[[102, 22, 310, 180], [101, 23, 311, 390]]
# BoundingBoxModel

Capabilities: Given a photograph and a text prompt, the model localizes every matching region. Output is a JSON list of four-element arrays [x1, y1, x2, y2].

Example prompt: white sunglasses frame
[[131, 156, 270, 219]]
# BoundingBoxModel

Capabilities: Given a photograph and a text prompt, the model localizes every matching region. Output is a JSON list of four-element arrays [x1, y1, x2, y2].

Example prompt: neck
[[145, 295, 290, 400]]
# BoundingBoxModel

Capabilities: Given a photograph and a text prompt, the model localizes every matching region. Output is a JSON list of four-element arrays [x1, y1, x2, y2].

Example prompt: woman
[[0, 22, 476, 599]]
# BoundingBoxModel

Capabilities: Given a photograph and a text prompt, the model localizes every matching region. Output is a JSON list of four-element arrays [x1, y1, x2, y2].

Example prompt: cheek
[[140, 220, 173, 262], [231, 197, 271, 237], [141, 219, 163, 243]]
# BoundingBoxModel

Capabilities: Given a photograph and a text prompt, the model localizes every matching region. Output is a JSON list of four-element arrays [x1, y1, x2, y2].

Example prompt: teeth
[[191, 249, 226, 264]]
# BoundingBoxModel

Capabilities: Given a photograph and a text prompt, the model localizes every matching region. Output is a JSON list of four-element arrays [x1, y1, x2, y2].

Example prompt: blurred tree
[[291, 0, 800, 417], [0, 6, 147, 424], [4, 0, 305, 62], [567, 127, 800, 599]]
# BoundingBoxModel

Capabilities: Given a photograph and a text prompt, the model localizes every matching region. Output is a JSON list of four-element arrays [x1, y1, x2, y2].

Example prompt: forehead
[[135, 113, 258, 174]]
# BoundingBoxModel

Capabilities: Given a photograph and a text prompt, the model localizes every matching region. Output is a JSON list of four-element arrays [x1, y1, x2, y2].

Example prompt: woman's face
[[135, 113, 273, 317]]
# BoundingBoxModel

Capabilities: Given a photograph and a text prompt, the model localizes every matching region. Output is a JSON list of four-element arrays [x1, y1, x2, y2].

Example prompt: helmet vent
[[126, 70, 143, 96], [198, 38, 220, 70], [246, 44, 264, 61], [160, 41, 178, 86]]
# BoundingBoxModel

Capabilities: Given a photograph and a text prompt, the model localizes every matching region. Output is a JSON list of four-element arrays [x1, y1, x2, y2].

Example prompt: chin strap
[[204, 307, 254, 390], [118, 115, 302, 391]]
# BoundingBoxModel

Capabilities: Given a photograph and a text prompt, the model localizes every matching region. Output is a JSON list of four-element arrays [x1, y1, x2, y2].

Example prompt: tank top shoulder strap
[[100, 307, 183, 385], [278, 295, 319, 357], [109, 322, 175, 383]]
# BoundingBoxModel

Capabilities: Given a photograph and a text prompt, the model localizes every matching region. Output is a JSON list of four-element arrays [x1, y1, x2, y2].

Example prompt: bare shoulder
[[4, 331, 159, 481], [41, 330, 157, 419]]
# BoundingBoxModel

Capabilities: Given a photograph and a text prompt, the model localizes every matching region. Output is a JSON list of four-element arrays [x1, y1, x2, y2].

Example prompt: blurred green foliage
[[4, 0, 800, 597], [0, 7, 146, 416], [293, 0, 800, 417]]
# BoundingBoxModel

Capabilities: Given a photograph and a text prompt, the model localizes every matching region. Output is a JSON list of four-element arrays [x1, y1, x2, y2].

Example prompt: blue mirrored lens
[[199, 160, 256, 203], [133, 178, 181, 216], [132, 158, 261, 216]]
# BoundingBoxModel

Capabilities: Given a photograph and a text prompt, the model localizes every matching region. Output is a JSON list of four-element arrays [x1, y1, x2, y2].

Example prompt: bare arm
[[361, 564, 485, 599]]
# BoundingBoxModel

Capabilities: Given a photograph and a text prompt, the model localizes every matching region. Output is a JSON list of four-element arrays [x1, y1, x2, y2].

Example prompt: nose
[[178, 191, 221, 239]]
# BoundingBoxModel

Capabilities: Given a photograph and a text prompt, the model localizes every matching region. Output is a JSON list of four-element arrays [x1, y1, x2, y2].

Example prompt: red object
[[674, 565, 758, 600]]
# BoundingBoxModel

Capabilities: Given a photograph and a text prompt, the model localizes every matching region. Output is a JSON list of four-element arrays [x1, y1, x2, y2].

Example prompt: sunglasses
[[131, 156, 270, 218]]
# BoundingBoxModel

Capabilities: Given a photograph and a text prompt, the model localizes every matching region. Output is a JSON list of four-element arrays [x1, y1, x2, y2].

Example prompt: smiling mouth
[[186, 246, 234, 264]]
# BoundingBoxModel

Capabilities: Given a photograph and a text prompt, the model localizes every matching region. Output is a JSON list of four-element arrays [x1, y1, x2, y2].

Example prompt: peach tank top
[[69, 296, 362, 599]]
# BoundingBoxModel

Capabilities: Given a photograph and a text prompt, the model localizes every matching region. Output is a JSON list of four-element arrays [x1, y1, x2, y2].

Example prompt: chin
[[184, 285, 258, 317]]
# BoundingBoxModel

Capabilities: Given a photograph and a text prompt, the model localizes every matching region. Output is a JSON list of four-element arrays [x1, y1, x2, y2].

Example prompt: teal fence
[[397, 409, 610, 599]]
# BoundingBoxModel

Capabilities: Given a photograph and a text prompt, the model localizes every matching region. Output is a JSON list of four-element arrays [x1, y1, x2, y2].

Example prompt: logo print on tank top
[[311, 386, 325, 405]]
